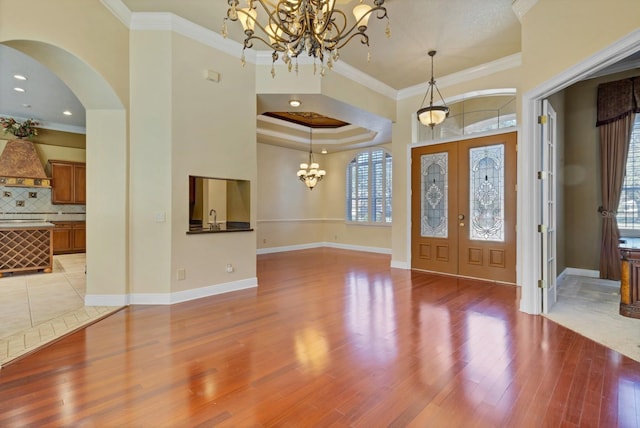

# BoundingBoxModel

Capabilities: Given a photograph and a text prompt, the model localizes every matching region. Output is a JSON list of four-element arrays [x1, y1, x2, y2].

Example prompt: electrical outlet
[[263, 238, 267, 244], [226, 263, 234, 273], [177, 268, 186, 280]]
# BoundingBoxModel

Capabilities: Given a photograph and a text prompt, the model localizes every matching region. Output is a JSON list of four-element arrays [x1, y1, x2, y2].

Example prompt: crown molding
[[100, 0, 132, 27], [39, 123, 87, 135], [0, 113, 86, 135], [101, 1, 522, 103], [332, 60, 397, 99], [397, 53, 522, 100], [128, 12, 254, 63], [512, 0, 539, 22], [102, 0, 395, 98], [253, 52, 397, 100]]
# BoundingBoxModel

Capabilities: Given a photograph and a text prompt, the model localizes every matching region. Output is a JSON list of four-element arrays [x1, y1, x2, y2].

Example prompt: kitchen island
[[0, 220, 54, 277]]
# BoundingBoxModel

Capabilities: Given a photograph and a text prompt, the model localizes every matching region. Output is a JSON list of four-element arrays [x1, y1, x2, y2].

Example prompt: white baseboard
[[390, 260, 410, 269], [84, 294, 130, 307], [257, 242, 391, 255], [560, 267, 600, 279], [85, 277, 258, 306], [256, 243, 323, 255], [323, 242, 391, 254]]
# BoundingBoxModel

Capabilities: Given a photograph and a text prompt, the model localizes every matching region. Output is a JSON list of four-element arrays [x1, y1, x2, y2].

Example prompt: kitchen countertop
[[0, 219, 55, 229]]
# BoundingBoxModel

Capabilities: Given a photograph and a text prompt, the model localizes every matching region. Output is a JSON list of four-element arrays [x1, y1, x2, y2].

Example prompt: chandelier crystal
[[223, 0, 390, 77], [417, 50, 449, 128], [297, 126, 326, 190]]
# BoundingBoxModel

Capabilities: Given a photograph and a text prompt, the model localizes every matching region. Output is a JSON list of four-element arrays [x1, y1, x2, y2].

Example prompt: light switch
[[155, 211, 166, 223]]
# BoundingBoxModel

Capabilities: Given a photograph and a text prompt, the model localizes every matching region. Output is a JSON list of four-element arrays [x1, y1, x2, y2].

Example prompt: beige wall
[[257, 142, 392, 251], [521, 0, 640, 93], [169, 33, 257, 294], [257, 143, 327, 249], [129, 30, 173, 295]]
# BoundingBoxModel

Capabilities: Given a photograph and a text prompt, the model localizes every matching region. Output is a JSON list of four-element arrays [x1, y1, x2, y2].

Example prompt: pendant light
[[416, 50, 449, 128]]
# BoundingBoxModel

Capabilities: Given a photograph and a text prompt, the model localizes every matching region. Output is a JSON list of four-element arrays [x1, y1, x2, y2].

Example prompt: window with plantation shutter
[[346, 148, 392, 223]]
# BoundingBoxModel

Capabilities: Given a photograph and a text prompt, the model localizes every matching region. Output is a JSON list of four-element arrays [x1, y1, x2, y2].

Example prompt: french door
[[411, 132, 517, 283], [540, 100, 558, 313]]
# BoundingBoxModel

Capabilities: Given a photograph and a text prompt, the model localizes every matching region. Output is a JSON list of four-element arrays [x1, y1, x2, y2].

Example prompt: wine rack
[[0, 227, 53, 277]]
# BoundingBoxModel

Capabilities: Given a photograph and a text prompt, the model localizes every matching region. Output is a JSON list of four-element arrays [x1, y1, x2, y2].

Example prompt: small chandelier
[[222, 0, 390, 78], [417, 50, 449, 128], [297, 125, 326, 190]]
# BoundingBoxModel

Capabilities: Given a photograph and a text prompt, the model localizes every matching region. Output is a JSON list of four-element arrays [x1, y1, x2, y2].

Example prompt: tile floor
[[0, 254, 121, 366], [545, 274, 640, 362]]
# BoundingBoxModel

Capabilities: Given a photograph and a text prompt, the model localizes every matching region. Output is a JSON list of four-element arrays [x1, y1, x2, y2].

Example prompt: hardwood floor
[[0, 248, 638, 427]]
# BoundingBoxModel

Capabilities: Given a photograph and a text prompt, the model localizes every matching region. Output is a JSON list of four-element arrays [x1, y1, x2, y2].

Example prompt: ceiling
[[122, 0, 523, 90], [2, 0, 524, 151]]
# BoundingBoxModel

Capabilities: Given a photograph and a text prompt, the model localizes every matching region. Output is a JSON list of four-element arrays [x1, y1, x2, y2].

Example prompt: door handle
[[458, 214, 465, 220]]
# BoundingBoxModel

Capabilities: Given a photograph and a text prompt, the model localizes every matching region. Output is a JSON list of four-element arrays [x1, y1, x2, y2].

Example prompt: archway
[[1, 40, 129, 304]]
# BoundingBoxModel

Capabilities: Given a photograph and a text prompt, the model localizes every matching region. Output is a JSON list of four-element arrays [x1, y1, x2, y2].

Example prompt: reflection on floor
[[545, 274, 640, 362], [2, 255, 638, 367], [0, 254, 121, 366]]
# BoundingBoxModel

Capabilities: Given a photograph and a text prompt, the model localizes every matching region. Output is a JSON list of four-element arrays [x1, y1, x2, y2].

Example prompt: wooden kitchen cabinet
[[48, 160, 86, 204], [52, 221, 86, 254]]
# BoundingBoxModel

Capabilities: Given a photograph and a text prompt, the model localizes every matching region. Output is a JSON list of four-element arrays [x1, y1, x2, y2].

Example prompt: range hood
[[0, 139, 51, 187]]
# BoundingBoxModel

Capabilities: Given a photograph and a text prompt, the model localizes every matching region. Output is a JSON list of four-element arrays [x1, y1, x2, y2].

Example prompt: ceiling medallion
[[222, 0, 390, 78]]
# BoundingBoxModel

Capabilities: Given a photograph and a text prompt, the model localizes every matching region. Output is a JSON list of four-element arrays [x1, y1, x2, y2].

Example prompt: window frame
[[617, 114, 640, 237], [345, 148, 392, 225]]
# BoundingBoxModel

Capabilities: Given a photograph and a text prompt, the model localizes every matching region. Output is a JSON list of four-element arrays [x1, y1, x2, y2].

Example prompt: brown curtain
[[598, 115, 634, 280], [596, 77, 639, 280]]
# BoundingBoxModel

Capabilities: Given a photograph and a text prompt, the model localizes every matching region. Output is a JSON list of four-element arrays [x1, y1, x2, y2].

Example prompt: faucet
[[209, 209, 217, 230]]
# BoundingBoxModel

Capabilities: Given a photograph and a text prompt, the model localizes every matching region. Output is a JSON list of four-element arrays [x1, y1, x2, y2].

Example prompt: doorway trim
[[519, 28, 640, 314]]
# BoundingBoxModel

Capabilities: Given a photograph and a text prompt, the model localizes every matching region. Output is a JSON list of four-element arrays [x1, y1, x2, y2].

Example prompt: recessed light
[[13, 74, 27, 81], [289, 99, 301, 108], [321, 149, 328, 154], [13, 87, 25, 92], [22, 104, 31, 108], [63, 110, 72, 116]]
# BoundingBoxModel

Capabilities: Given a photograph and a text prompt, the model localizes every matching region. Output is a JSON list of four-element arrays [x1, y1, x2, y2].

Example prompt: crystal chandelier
[[297, 125, 326, 190], [222, 0, 390, 77], [416, 50, 449, 128]]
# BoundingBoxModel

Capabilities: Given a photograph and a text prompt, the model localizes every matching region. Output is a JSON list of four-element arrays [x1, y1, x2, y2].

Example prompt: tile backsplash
[[0, 186, 85, 221]]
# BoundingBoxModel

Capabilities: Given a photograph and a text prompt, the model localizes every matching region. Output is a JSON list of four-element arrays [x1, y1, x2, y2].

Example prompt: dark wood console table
[[619, 238, 640, 319]]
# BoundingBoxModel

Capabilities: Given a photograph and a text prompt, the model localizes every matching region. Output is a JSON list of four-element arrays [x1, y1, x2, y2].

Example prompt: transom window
[[346, 148, 392, 223], [617, 115, 640, 233]]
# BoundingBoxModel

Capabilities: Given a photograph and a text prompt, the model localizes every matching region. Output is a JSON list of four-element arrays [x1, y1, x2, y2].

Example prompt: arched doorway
[[0, 40, 129, 305]]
